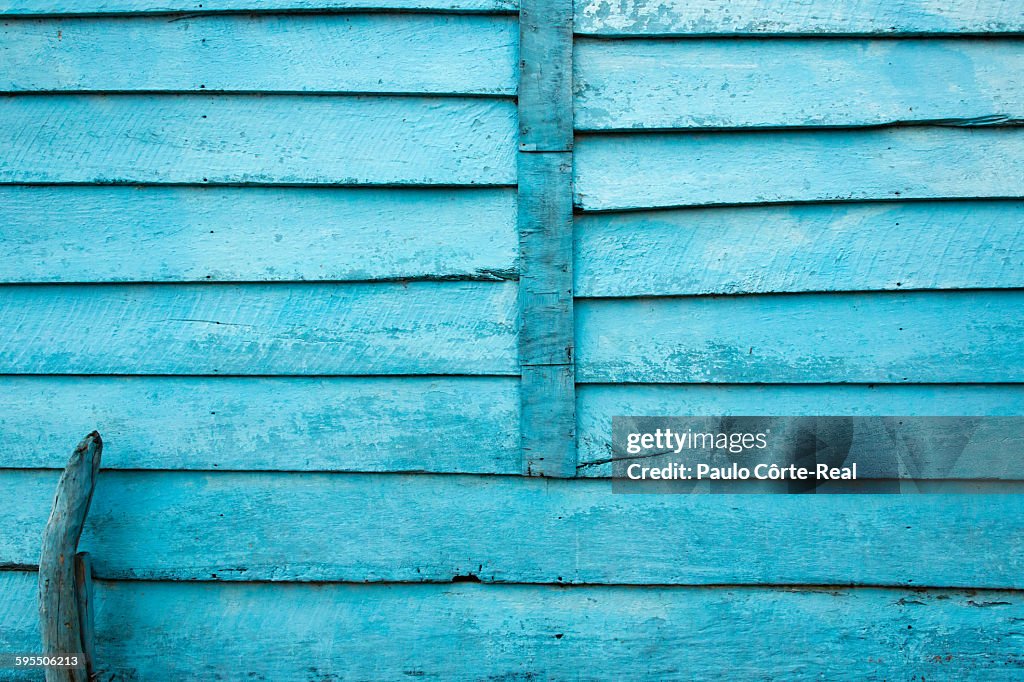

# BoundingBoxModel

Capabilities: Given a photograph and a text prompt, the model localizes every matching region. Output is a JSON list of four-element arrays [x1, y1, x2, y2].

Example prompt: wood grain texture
[[575, 0, 1024, 36], [518, 153, 575, 476], [575, 201, 1024, 296], [3, 572, 1024, 681], [0, 186, 516, 283], [0, 0, 517, 12], [37, 433, 101, 682], [0, 376, 519, 472], [0, 94, 516, 185], [574, 38, 1024, 130], [576, 290, 1024, 383], [0, 282, 518, 375], [574, 127, 1024, 211], [579, 384, 1024, 475], [5, 470, 1024, 586], [72, 553, 94, 681], [0, 14, 517, 95], [518, 0, 572, 150]]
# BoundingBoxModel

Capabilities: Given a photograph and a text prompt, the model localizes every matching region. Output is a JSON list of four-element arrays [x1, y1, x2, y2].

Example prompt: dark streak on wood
[[38, 432, 102, 682]]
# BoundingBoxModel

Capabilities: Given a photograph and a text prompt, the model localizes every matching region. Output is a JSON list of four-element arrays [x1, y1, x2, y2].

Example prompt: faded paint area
[[576, 0, 1024, 35], [1, 0, 1023, 679]]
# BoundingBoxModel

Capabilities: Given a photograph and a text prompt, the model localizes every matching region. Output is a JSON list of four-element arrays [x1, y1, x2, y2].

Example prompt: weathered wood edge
[[518, 0, 575, 477], [38, 432, 101, 682]]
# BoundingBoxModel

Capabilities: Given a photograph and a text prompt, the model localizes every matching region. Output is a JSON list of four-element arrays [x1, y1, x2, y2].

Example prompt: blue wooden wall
[[1, 0, 1024, 679]]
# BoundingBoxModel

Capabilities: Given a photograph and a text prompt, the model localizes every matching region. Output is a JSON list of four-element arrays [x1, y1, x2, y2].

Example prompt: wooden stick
[[38, 432, 102, 682]]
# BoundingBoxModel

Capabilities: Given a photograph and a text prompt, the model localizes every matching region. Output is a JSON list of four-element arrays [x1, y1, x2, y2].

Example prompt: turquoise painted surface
[[574, 126, 1024, 210], [0, 94, 517, 185], [576, 0, 1024, 35], [0, 376, 520, 472], [0, 0, 518, 12], [575, 38, 1024, 129], [575, 200, 1024, 296], [577, 384, 1024, 476], [0, 282, 519, 375], [3, 572, 1024, 680], [576, 290, 1024, 383], [5, 470, 1024, 586], [0, 0, 1022, 679], [0, 186, 517, 283], [1, 14, 518, 95]]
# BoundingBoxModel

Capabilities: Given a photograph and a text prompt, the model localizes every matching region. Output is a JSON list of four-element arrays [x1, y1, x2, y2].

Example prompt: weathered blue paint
[[576, 290, 1024, 383], [1, 14, 518, 95], [0, 94, 517, 185], [578, 384, 1024, 476], [576, 0, 1024, 35], [3, 572, 1024, 681], [5, 471, 1024, 586], [575, 201, 1024, 296], [0, 376, 519, 472], [0, 186, 517, 283], [0, 0, 517, 12], [575, 39, 1024, 130], [0, 0, 1022, 678], [574, 126, 1024, 210], [0, 282, 519, 375]]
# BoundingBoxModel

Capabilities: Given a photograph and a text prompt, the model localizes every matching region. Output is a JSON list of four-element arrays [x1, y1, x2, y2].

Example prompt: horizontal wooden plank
[[575, 0, 1024, 36], [0, 0, 516, 13], [2, 573, 1023, 681], [0, 376, 519, 472], [576, 290, 1024, 383], [575, 201, 1024, 296], [0, 186, 517, 283], [1, 14, 517, 95], [574, 127, 1024, 211], [577, 384, 1024, 476], [574, 39, 1024, 130], [0, 94, 517, 185], [4, 470, 1024, 586], [0, 282, 518, 375]]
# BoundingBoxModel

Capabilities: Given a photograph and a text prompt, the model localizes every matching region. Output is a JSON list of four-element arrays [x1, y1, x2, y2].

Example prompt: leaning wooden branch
[[38, 432, 102, 682]]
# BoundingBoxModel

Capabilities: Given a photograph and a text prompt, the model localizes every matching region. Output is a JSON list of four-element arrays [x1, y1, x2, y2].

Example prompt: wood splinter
[[38, 431, 102, 682]]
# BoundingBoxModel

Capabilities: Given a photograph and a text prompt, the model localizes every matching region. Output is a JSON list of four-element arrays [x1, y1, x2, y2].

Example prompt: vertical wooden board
[[574, 39, 1024, 130], [518, 152, 575, 476], [518, 0, 572, 150], [0, 14, 518, 95], [0, 186, 517, 283], [0, 376, 520, 472], [0, 94, 517, 185], [574, 127, 1024, 210], [0, 282, 519, 375], [574, 201, 1024, 296], [575, 290, 1024, 383], [575, 0, 1024, 36]]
